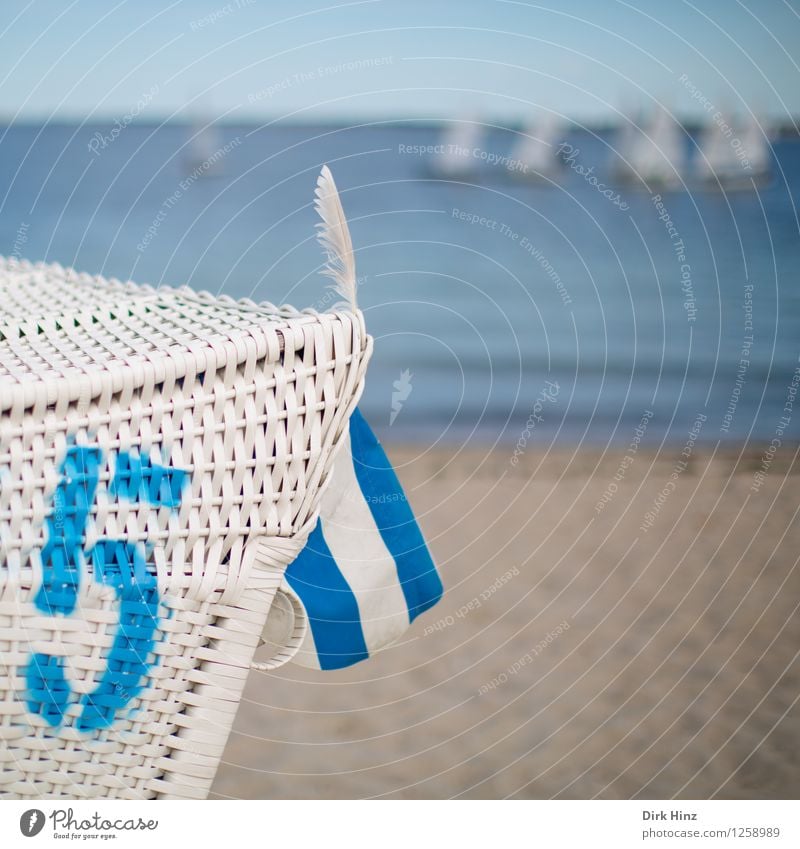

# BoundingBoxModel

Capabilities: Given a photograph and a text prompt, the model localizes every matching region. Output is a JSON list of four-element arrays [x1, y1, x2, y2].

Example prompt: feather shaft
[[314, 165, 356, 309]]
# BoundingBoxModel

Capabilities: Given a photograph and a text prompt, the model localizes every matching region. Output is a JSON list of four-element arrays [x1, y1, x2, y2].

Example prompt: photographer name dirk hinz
[[643, 810, 698, 821]]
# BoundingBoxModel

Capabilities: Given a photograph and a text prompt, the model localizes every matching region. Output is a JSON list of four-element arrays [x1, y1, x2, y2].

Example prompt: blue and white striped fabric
[[282, 408, 443, 670]]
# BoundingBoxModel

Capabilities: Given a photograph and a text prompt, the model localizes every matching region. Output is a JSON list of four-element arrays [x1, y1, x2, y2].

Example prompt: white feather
[[314, 165, 357, 310]]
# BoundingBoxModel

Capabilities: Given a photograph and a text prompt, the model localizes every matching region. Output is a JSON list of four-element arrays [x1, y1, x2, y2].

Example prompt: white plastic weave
[[0, 254, 371, 799]]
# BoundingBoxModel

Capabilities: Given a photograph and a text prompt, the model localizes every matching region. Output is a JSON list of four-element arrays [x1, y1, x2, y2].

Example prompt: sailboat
[[184, 118, 225, 177], [507, 113, 564, 181], [694, 113, 741, 184], [740, 115, 771, 180], [694, 113, 771, 189], [614, 105, 685, 189], [429, 119, 482, 179]]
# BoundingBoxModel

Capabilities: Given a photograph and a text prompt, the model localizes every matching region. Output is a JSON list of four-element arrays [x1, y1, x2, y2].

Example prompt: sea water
[[1, 122, 797, 447]]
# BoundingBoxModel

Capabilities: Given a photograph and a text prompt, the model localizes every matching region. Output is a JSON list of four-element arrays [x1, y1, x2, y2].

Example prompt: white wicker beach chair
[[0, 168, 371, 799]]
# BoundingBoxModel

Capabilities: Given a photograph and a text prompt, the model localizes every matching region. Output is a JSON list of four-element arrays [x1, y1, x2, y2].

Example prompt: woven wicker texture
[[0, 253, 371, 799]]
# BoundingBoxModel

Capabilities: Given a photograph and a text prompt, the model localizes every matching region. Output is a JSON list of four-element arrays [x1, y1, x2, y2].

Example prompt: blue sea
[[1, 122, 798, 447]]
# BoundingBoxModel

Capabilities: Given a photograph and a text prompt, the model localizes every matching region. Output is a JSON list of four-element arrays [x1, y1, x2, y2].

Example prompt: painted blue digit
[[77, 540, 161, 730], [26, 446, 102, 725], [24, 652, 71, 727], [23, 445, 187, 731], [110, 450, 186, 510], [33, 446, 101, 616]]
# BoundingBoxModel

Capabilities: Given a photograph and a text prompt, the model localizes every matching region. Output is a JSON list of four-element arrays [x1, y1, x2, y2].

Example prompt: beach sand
[[212, 442, 800, 799]]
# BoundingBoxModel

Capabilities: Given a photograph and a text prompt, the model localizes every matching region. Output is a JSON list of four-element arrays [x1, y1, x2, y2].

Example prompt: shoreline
[[384, 441, 800, 481]]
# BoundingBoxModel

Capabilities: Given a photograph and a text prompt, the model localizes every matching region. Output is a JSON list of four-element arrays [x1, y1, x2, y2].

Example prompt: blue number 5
[[24, 445, 186, 731]]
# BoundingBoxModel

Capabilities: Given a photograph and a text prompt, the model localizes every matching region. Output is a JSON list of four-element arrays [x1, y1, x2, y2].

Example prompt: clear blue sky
[[2, 0, 799, 123]]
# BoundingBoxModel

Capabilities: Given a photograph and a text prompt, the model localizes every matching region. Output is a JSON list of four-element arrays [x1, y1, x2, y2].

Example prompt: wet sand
[[212, 442, 800, 799]]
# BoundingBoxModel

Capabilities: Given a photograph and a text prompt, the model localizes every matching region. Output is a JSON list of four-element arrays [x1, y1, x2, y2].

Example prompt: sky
[[1, 0, 799, 124]]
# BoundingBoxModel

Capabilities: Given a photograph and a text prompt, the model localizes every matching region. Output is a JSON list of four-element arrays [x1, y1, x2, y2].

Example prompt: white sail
[[623, 106, 684, 187], [432, 120, 482, 177], [185, 120, 224, 176], [509, 113, 563, 179], [695, 115, 740, 181], [739, 114, 771, 177], [695, 112, 772, 187]]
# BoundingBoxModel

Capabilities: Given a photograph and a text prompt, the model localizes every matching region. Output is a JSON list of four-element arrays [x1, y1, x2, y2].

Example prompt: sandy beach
[[212, 441, 800, 800]]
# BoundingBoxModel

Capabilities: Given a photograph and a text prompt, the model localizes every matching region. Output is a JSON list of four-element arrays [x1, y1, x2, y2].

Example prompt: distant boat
[[507, 114, 564, 181], [694, 113, 771, 189], [184, 120, 224, 177], [740, 115, 772, 179], [614, 106, 685, 189], [429, 120, 482, 179]]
